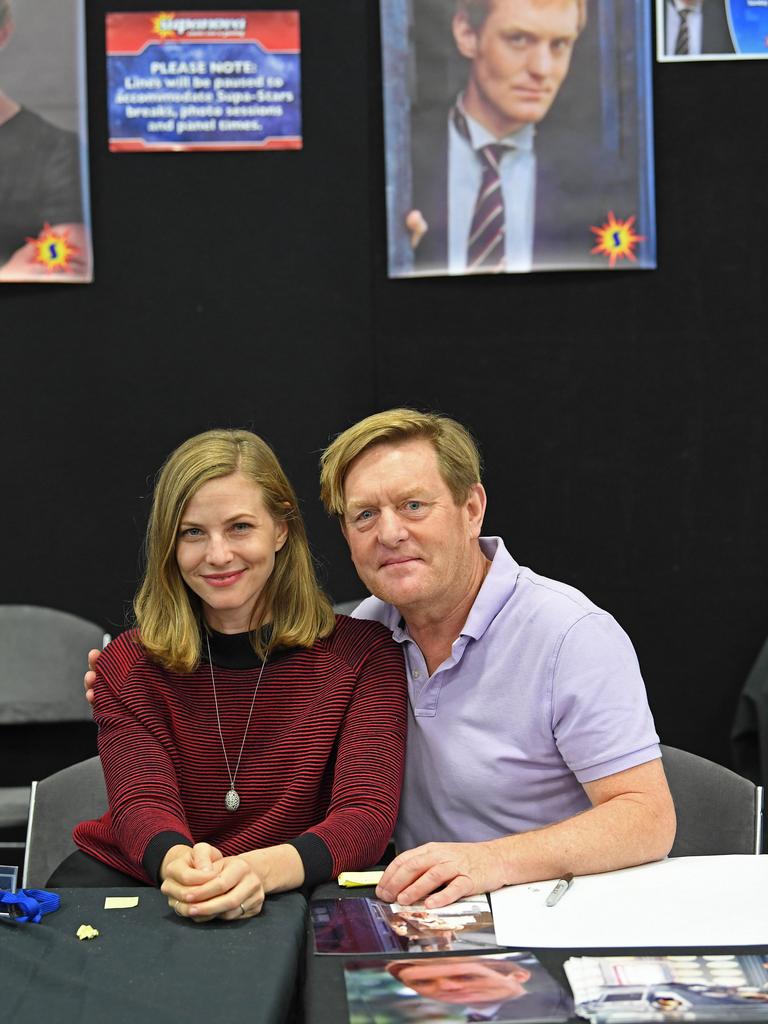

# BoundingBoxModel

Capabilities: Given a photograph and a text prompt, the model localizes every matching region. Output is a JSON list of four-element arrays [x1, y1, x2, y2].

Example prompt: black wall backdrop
[[2, 0, 767, 772]]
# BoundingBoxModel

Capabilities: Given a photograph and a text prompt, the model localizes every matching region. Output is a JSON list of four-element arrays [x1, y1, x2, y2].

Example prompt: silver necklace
[[205, 632, 268, 812]]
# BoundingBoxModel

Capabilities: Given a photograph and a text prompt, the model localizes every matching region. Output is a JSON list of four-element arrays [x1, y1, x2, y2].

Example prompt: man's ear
[[466, 482, 487, 539], [452, 11, 479, 59]]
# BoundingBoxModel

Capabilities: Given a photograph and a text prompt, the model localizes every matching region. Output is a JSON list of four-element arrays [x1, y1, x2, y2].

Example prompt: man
[[0, 0, 89, 280], [319, 409, 674, 907], [663, 0, 734, 57], [385, 954, 573, 1021], [86, 409, 674, 907], [406, 0, 607, 274]]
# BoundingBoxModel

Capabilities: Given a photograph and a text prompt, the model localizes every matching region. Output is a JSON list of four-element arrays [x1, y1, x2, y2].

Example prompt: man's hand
[[377, 761, 676, 910], [376, 840, 507, 909], [84, 648, 100, 705], [160, 842, 265, 923], [405, 209, 428, 249]]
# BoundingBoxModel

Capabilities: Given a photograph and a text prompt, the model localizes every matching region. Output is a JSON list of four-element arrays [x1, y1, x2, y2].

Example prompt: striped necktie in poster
[[674, 7, 691, 54], [467, 143, 507, 271]]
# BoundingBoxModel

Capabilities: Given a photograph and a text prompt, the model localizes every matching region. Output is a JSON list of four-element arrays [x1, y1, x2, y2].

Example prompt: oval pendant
[[225, 789, 240, 812]]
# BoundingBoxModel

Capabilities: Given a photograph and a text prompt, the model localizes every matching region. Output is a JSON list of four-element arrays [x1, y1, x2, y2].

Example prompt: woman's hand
[[160, 842, 265, 923]]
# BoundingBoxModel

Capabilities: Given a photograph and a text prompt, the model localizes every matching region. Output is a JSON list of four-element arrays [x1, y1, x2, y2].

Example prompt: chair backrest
[[22, 756, 107, 888], [661, 744, 764, 857], [0, 605, 108, 724]]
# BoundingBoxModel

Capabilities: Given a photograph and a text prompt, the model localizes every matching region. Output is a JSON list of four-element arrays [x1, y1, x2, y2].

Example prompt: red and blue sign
[[106, 11, 302, 152]]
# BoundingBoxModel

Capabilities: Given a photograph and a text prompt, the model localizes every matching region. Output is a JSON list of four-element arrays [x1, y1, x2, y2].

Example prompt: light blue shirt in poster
[[447, 102, 536, 274]]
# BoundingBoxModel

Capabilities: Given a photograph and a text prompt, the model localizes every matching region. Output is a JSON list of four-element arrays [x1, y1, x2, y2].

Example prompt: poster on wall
[[0, 0, 93, 283], [380, 0, 657, 278], [105, 11, 301, 152], [657, 0, 768, 62]]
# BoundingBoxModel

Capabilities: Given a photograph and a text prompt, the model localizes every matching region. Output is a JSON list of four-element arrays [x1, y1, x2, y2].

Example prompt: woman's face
[[175, 471, 288, 634]]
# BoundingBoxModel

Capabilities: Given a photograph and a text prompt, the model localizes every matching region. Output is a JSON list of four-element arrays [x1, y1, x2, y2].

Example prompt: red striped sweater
[[74, 615, 407, 886]]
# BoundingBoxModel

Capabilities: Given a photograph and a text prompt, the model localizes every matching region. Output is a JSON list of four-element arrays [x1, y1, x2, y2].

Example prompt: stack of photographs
[[310, 895, 573, 1023], [564, 953, 768, 1022]]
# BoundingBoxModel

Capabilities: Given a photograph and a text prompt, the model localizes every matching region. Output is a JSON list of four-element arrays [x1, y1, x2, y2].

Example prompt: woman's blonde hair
[[319, 408, 482, 518], [135, 429, 334, 672]]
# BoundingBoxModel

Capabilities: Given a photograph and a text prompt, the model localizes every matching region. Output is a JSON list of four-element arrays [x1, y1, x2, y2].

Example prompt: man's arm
[[376, 759, 675, 908]]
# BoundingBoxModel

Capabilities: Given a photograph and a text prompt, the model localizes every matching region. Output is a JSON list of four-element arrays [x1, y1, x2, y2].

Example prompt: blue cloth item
[[0, 888, 61, 923]]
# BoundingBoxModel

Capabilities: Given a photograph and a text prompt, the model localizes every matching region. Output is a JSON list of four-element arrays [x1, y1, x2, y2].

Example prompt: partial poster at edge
[[0, 0, 93, 283]]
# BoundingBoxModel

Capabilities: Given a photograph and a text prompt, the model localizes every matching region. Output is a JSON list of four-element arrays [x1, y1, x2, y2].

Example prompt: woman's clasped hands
[[160, 842, 265, 923]]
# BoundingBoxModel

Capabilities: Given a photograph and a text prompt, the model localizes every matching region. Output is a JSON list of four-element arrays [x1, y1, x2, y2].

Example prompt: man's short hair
[[319, 408, 483, 516], [386, 959, 527, 982], [457, 0, 588, 34]]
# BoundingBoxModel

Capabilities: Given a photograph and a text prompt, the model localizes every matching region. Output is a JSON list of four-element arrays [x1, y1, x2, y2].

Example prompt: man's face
[[394, 959, 531, 1004], [340, 439, 485, 617], [454, 0, 580, 137]]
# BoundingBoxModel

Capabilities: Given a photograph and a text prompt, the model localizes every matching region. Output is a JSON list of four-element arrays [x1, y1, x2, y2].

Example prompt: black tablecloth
[[3, 887, 307, 1024]]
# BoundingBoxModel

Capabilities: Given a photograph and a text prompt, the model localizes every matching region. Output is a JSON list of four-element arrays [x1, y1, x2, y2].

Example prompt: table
[[303, 883, 768, 1024], [3, 887, 307, 1024]]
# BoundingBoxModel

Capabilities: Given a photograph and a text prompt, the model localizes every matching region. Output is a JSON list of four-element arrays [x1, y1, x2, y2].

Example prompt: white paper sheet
[[491, 855, 768, 948]]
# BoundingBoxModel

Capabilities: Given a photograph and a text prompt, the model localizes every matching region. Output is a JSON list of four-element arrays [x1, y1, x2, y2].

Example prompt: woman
[[59, 429, 406, 922]]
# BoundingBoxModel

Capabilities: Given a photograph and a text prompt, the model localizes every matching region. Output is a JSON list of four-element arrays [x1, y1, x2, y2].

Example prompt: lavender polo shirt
[[353, 537, 660, 851]]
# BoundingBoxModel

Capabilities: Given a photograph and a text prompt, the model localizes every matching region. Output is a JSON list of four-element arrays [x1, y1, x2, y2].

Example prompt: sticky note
[[104, 896, 139, 909], [337, 870, 384, 887]]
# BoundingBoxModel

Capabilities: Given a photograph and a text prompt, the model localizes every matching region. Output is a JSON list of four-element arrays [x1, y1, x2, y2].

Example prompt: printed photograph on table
[[106, 10, 301, 152], [344, 952, 573, 1023], [656, 0, 768, 62], [380, 0, 656, 278], [565, 953, 768, 1022], [0, 0, 92, 283], [312, 894, 501, 954]]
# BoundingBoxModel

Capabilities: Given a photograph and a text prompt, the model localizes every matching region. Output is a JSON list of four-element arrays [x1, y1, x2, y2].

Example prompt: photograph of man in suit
[[662, 0, 734, 57], [405, 0, 600, 275], [386, 955, 572, 1021]]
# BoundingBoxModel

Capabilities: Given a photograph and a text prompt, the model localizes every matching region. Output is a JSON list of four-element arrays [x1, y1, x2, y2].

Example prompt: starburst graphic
[[26, 224, 80, 273], [152, 11, 176, 38], [590, 212, 645, 268]]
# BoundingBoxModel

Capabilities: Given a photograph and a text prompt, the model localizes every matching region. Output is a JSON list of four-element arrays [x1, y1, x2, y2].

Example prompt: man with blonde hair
[[320, 408, 674, 908]]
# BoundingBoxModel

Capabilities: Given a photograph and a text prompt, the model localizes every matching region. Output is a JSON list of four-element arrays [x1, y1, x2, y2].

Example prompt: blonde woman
[[60, 429, 406, 922]]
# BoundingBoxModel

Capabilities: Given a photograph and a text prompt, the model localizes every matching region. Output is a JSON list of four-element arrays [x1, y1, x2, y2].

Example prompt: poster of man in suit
[[380, 0, 656, 278], [657, 0, 768, 62]]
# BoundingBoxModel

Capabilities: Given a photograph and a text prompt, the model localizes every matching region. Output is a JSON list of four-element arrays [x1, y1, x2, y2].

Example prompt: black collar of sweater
[[204, 625, 282, 670]]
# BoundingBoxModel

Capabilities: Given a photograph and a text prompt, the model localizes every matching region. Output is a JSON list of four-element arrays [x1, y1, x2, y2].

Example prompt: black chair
[[661, 743, 763, 857], [0, 605, 108, 868], [23, 756, 107, 888]]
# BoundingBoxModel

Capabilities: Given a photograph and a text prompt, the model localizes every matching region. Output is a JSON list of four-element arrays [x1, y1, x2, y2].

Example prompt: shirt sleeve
[[298, 627, 407, 881], [551, 612, 661, 784], [91, 635, 194, 882]]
